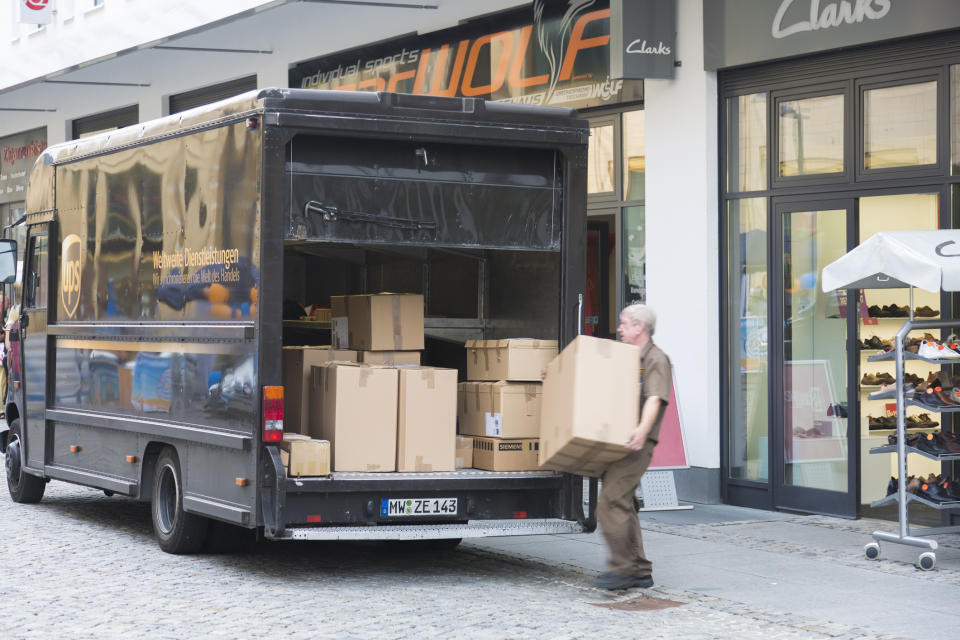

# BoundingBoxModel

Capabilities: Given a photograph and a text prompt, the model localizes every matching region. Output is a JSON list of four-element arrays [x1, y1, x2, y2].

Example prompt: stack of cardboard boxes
[[457, 339, 557, 471], [279, 295, 640, 479], [280, 293, 457, 475]]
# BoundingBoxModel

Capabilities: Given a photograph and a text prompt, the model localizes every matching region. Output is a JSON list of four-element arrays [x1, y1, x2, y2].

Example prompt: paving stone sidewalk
[[0, 467, 929, 639]]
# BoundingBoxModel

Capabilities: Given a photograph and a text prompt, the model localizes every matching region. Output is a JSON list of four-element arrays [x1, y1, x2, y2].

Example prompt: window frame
[[771, 82, 853, 190], [24, 230, 49, 311], [855, 68, 948, 182], [585, 114, 621, 204]]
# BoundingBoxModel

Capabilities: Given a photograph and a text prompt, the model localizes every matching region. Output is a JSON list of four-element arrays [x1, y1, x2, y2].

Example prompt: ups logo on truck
[[60, 234, 81, 319]]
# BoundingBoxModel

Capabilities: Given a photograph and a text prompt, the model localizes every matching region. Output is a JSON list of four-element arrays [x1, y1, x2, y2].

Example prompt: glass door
[[773, 200, 856, 517]]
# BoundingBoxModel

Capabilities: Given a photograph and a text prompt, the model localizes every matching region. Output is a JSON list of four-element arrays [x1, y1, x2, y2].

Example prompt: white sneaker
[[918, 340, 941, 359], [934, 343, 960, 360]]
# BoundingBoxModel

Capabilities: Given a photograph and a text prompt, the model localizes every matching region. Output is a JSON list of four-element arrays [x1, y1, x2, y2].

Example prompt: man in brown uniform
[[594, 303, 672, 590]]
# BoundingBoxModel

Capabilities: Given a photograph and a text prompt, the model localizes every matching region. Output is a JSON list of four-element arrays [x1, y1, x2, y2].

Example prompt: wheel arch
[[138, 440, 177, 501]]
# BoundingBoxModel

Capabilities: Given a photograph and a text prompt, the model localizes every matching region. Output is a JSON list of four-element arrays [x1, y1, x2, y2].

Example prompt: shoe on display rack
[[917, 480, 954, 504], [915, 305, 939, 318], [915, 432, 951, 456]]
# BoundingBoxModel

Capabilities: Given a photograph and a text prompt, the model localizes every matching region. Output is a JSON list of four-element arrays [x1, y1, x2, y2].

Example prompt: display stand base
[[638, 470, 694, 512]]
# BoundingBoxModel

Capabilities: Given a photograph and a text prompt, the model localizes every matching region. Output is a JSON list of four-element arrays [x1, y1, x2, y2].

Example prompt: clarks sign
[[704, 0, 960, 70], [610, 0, 676, 80], [772, 0, 891, 39]]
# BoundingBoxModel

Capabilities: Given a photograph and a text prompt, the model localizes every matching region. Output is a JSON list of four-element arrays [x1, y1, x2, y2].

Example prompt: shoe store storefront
[[709, 1, 960, 519]]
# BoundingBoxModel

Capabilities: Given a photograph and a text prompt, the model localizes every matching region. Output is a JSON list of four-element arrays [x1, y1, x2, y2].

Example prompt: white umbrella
[[821, 230, 960, 293]]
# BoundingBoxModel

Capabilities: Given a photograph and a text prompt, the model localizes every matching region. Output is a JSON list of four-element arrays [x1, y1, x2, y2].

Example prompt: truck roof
[[26, 88, 586, 215], [36, 88, 585, 168]]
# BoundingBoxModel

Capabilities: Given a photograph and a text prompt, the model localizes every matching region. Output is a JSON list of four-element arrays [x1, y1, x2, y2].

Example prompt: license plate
[[381, 497, 458, 517]]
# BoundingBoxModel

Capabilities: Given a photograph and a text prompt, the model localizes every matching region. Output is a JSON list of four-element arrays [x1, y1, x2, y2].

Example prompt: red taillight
[[262, 385, 284, 443]]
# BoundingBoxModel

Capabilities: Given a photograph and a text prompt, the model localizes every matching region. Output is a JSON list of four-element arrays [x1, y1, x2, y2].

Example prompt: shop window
[[72, 105, 139, 139], [952, 66, 960, 175], [623, 206, 645, 304], [727, 93, 767, 193], [864, 81, 937, 170], [169, 75, 257, 115], [727, 197, 768, 482], [777, 94, 844, 177], [587, 121, 615, 194], [622, 110, 645, 201]]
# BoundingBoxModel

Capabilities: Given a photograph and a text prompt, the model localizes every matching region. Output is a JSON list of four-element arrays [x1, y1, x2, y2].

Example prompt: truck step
[[274, 518, 584, 540]]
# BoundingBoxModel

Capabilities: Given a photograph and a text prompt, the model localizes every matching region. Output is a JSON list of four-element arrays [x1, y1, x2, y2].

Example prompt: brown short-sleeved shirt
[[639, 340, 672, 445]]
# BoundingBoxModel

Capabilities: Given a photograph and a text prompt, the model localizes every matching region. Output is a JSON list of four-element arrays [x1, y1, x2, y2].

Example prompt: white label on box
[[332, 317, 348, 349], [485, 411, 502, 437]]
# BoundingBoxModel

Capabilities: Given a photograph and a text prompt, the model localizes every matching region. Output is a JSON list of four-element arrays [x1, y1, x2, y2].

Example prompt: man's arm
[[626, 395, 663, 451]]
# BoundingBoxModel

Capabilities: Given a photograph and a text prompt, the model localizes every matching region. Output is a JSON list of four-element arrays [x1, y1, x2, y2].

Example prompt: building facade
[[6, 0, 956, 517]]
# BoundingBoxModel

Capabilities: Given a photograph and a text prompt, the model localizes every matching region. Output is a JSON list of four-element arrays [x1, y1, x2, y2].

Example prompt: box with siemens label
[[347, 293, 424, 351], [538, 335, 641, 477], [309, 362, 398, 471], [397, 366, 457, 472], [457, 381, 542, 438], [472, 436, 540, 471], [465, 339, 558, 381], [282, 346, 357, 435]]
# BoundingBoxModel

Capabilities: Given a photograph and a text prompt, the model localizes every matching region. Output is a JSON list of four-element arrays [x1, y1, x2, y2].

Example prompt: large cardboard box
[[457, 381, 542, 438], [455, 435, 473, 469], [465, 339, 558, 381], [473, 437, 540, 471], [309, 363, 398, 471], [331, 295, 348, 348], [279, 435, 331, 477], [348, 293, 424, 351], [397, 367, 457, 472], [538, 335, 641, 477], [360, 350, 421, 366], [457, 382, 485, 436], [282, 346, 357, 435]]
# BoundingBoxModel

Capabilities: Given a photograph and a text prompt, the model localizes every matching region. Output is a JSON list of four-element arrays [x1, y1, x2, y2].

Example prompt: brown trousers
[[597, 442, 655, 577]]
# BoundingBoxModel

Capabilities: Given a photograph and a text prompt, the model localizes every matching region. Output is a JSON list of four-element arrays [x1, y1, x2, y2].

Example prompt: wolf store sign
[[0, 128, 46, 205], [290, 0, 642, 110]]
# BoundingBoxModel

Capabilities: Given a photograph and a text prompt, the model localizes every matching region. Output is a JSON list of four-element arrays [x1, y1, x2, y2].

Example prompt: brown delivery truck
[[0, 88, 594, 553]]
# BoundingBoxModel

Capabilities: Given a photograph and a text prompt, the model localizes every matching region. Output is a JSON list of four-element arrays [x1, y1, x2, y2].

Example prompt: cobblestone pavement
[[0, 469, 911, 639]]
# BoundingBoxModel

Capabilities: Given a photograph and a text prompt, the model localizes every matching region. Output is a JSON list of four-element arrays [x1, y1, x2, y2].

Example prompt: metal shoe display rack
[[863, 295, 960, 571]]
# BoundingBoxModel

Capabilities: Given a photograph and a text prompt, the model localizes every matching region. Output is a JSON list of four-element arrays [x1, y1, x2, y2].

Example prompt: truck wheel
[[151, 448, 208, 554], [5, 419, 45, 504]]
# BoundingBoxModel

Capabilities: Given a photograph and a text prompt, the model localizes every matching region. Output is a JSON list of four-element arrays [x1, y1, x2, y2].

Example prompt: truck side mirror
[[0, 239, 16, 285]]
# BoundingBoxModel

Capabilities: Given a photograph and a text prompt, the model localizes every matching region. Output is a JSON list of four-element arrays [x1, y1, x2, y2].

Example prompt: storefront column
[[644, 0, 720, 502]]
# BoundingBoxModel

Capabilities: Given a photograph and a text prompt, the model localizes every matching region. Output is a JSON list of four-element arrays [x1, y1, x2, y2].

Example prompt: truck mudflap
[[259, 447, 287, 538], [272, 518, 584, 541]]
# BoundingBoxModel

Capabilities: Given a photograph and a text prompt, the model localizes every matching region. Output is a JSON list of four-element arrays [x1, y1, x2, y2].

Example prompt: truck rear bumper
[[271, 518, 584, 540]]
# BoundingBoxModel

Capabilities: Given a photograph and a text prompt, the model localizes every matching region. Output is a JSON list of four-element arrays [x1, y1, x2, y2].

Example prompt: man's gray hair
[[621, 303, 656, 336]]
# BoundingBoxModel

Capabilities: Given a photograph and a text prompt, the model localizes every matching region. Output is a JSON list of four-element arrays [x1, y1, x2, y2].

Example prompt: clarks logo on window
[[60, 234, 81, 319], [772, 0, 892, 39]]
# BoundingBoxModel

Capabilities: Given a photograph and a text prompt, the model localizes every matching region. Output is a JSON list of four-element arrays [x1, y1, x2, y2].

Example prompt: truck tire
[[5, 419, 45, 504], [151, 448, 208, 554]]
